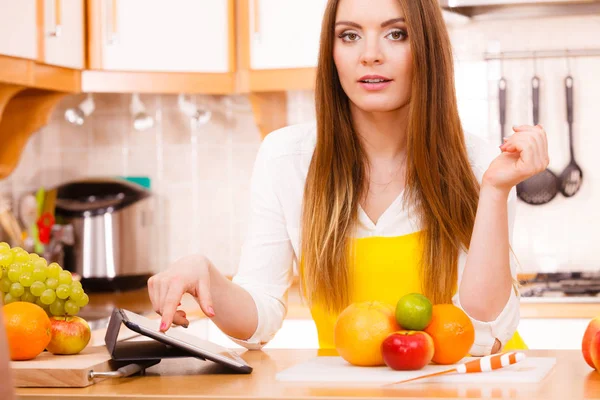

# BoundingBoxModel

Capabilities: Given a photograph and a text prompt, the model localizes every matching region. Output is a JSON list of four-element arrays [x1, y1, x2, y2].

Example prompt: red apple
[[583, 317, 600, 369], [381, 330, 434, 371], [46, 316, 91, 355], [590, 330, 600, 371]]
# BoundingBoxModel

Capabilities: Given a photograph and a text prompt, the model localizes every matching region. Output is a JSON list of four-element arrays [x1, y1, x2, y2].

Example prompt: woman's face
[[333, 0, 413, 113]]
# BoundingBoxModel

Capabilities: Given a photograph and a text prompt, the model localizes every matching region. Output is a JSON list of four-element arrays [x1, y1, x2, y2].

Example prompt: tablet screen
[[121, 309, 250, 368]]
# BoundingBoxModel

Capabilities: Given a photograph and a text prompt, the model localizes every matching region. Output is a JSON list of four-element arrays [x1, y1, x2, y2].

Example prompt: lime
[[395, 293, 433, 331]]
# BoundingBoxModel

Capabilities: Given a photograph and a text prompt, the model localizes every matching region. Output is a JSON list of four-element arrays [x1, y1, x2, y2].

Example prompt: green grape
[[75, 293, 89, 308], [0, 250, 13, 268], [47, 263, 61, 279], [71, 280, 82, 289], [40, 289, 56, 305], [11, 248, 30, 263], [0, 268, 2, 280], [0, 242, 9, 251], [21, 262, 34, 273], [33, 258, 48, 269], [29, 253, 40, 261], [35, 297, 50, 312], [70, 286, 84, 301], [56, 284, 71, 299], [0, 277, 11, 293], [32, 266, 47, 282], [19, 271, 34, 287], [58, 270, 72, 285], [49, 298, 65, 316], [4, 292, 17, 305], [64, 299, 79, 315], [45, 277, 59, 290], [9, 282, 24, 298], [30, 281, 46, 296], [21, 289, 36, 303], [7, 265, 22, 282]]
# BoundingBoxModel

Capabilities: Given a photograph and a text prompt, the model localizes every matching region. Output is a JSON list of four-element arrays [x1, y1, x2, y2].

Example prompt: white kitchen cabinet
[[90, 0, 232, 73], [249, 0, 328, 70], [0, 0, 38, 60], [43, 0, 85, 69]]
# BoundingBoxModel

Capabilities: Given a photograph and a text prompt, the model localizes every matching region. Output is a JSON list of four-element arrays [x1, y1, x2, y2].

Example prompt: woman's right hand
[[147, 254, 216, 332]]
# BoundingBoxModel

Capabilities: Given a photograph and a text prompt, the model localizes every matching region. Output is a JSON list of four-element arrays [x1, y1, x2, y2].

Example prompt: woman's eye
[[339, 32, 360, 42], [386, 29, 407, 41]]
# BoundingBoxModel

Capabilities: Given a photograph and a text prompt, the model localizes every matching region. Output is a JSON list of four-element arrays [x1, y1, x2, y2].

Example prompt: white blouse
[[230, 121, 520, 356]]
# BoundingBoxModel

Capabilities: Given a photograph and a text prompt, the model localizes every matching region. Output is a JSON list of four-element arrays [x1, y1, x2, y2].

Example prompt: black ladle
[[559, 75, 583, 197], [515, 75, 560, 205]]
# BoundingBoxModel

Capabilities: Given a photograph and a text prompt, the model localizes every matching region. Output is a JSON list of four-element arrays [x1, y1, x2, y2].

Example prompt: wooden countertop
[[13, 349, 600, 399]]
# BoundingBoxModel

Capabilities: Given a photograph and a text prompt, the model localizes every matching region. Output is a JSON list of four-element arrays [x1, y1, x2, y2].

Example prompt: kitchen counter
[[13, 349, 600, 399]]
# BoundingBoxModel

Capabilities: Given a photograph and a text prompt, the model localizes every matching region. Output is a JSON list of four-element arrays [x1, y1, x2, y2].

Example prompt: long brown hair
[[300, 0, 481, 314]]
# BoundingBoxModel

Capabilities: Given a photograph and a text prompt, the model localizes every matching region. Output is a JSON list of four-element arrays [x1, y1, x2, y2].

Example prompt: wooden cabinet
[[88, 0, 234, 73], [43, 0, 85, 69], [249, 0, 328, 70], [0, 0, 38, 60]]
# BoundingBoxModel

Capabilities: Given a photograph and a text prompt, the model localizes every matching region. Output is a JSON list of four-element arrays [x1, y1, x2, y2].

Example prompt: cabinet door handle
[[47, 0, 62, 37], [106, 0, 118, 45]]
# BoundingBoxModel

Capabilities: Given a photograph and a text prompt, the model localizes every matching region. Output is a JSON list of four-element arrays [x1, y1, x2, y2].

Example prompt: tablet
[[118, 308, 253, 374]]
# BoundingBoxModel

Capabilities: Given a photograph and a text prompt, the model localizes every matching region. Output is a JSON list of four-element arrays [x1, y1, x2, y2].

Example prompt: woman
[[148, 0, 548, 355]]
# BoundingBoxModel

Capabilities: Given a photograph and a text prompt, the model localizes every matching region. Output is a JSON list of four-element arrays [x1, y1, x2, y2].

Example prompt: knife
[[383, 351, 526, 386]]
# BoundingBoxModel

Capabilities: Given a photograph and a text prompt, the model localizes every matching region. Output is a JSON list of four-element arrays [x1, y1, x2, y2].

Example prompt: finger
[[147, 276, 160, 315], [172, 310, 190, 328], [525, 128, 548, 168], [512, 124, 539, 132], [501, 134, 540, 171], [160, 283, 186, 332], [159, 278, 170, 315], [196, 277, 215, 318], [537, 126, 550, 165], [518, 133, 546, 172]]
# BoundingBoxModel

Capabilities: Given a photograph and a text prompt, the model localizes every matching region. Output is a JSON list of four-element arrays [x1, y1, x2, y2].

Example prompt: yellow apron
[[309, 231, 527, 351]]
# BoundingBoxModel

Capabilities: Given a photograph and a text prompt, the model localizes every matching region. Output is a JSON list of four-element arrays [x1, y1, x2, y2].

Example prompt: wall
[[1, 12, 599, 277], [449, 13, 600, 273]]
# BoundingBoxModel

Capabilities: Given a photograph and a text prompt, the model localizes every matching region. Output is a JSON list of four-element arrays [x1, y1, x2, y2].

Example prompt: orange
[[424, 304, 475, 365], [3, 302, 52, 361], [333, 301, 399, 366]]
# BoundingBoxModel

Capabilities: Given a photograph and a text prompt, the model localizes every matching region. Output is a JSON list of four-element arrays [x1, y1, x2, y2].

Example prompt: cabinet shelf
[[0, 83, 67, 179], [81, 70, 237, 94]]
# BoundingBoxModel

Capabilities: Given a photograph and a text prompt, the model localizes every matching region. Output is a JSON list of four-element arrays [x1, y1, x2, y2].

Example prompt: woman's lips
[[358, 75, 393, 91], [358, 80, 393, 91]]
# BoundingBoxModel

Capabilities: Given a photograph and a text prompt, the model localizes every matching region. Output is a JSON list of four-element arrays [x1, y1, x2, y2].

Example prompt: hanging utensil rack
[[484, 48, 600, 61]]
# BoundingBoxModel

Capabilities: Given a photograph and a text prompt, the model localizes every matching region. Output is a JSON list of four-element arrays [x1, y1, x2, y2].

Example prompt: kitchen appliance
[[54, 178, 156, 292], [519, 272, 600, 297]]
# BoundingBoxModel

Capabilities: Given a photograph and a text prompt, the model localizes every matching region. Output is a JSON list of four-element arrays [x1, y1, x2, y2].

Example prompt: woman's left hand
[[482, 124, 550, 194]]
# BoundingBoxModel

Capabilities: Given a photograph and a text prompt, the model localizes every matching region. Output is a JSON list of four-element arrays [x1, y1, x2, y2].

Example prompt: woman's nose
[[360, 38, 384, 66]]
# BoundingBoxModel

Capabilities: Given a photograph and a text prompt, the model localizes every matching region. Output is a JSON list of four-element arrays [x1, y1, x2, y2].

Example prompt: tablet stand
[[105, 307, 206, 362]]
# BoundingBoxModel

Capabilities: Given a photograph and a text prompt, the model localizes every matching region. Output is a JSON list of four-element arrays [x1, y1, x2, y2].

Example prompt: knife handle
[[457, 351, 526, 373]]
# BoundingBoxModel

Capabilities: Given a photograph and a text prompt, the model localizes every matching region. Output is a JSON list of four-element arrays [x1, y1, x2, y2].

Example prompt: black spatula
[[558, 75, 583, 197], [515, 75, 559, 205]]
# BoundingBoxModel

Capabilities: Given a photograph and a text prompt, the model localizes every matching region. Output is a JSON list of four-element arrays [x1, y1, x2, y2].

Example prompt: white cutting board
[[276, 356, 556, 385]]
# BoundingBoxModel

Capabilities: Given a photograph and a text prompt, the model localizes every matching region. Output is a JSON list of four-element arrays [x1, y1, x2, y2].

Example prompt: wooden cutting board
[[11, 346, 118, 388], [276, 356, 557, 385]]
